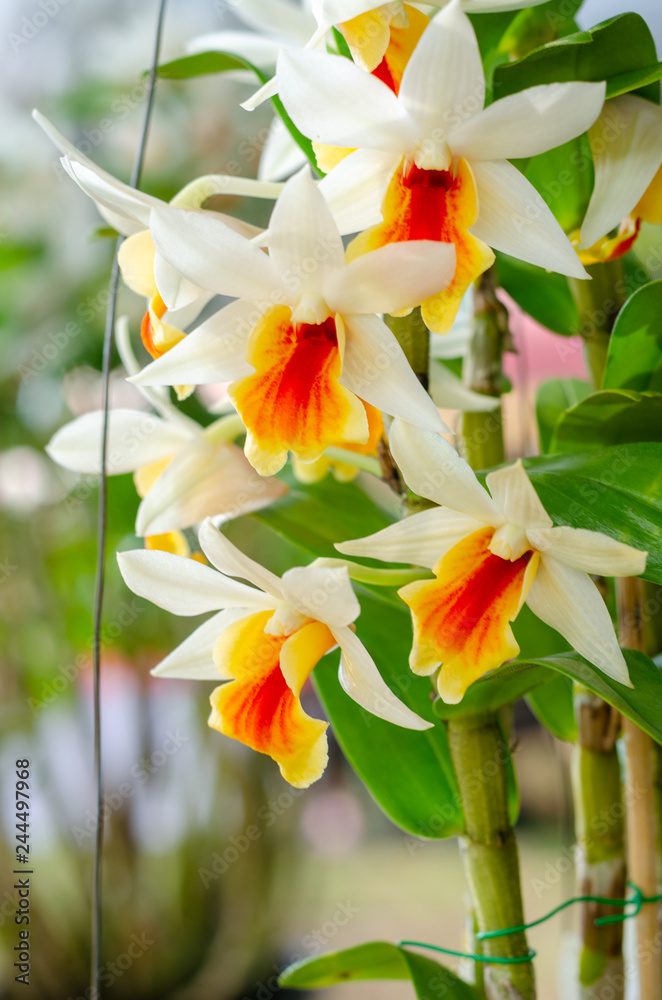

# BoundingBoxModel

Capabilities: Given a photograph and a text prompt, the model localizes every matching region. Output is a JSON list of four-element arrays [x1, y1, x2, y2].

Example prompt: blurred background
[[1, 1, 661, 998]]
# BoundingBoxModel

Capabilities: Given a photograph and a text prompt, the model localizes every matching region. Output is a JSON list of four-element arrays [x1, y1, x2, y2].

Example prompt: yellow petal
[[399, 526, 539, 704], [117, 229, 158, 298], [144, 530, 191, 557], [347, 158, 494, 334], [635, 163, 662, 226], [210, 611, 330, 788], [571, 216, 641, 265], [133, 456, 172, 498], [229, 305, 368, 476]]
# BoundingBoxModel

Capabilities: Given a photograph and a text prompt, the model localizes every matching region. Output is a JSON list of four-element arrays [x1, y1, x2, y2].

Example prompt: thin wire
[[90, 1, 168, 997], [398, 883, 662, 967]]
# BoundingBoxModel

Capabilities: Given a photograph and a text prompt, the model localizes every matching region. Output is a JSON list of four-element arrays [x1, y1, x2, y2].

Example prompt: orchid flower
[[337, 419, 647, 704], [241, 0, 551, 110], [278, 0, 605, 334], [578, 95, 662, 264], [47, 320, 285, 543], [129, 167, 453, 476], [118, 518, 432, 787], [32, 110, 280, 391]]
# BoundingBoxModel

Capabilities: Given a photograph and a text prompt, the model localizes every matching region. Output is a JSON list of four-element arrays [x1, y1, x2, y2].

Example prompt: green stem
[[447, 714, 534, 1000], [385, 307, 430, 389], [568, 260, 627, 999], [571, 692, 626, 996], [568, 260, 625, 388], [462, 270, 509, 469], [384, 307, 435, 509]]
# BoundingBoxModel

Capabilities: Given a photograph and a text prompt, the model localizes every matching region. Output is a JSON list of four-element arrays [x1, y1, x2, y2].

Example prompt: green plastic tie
[[399, 881, 662, 966]]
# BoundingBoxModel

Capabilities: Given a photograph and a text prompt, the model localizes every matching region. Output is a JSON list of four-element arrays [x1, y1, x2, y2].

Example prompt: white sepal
[[526, 556, 632, 687], [117, 549, 275, 616], [280, 564, 360, 627], [331, 625, 434, 730], [150, 609, 250, 680], [526, 526, 647, 578]]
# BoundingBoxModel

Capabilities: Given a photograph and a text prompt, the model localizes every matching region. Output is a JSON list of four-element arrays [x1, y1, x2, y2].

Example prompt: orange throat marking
[[230, 306, 368, 474], [399, 527, 538, 703], [347, 159, 494, 334]]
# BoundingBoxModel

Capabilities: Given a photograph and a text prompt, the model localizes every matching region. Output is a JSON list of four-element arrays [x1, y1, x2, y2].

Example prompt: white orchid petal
[[259, 120, 308, 181], [336, 506, 484, 569], [151, 609, 250, 680], [213, 0, 315, 42], [277, 49, 417, 151], [198, 518, 283, 600], [117, 549, 273, 616], [580, 95, 662, 249], [281, 564, 360, 627], [33, 111, 160, 231], [136, 440, 287, 536], [324, 241, 456, 316], [150, 205, 285, 301], [429, 362, 499, 411], [451, 82, 605, 162], [129, 299, 256, 388], [389, 418, 503, 522], [46, 409, 192, 476], [486, 460, 552, 530], [399, 0, 484, 147], [470, 159, 588, 278], [319, 149, 399, 235], [526, 556, 631, 686], [527, 526, 647, 578], [331, 625, 434, 730], [267, 168, 345, 299], [152, 251, 208, 312], [341, 315, 448, 433]]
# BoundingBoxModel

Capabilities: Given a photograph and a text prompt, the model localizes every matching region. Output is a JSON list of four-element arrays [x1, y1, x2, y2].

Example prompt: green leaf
[[536, 378, 592, 453], [314, 592, 466, 839], [510, 650, 662, 745], [603, 281, 662, 392], [497, 0, 582, 60], [526, 674, 576, 742], [521, 444, 662, 585], [279, 942, 478, 998], [493, 13, 660, 103], [606, 62, 662, 99], [551, 390, 662, 452], [156, 51, 318, 171], [433, 660, 553, 720], [157, 51, 256, 79], [495, 252, 579, 336]]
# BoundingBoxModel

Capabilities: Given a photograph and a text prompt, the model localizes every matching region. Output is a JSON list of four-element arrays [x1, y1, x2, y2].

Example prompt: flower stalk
[[447, 713, 534, 1000], [450, 283, 533, 999], [568, 258, 627, 999], [462, 269, 509, 470], [617, 576, 662, 1000]]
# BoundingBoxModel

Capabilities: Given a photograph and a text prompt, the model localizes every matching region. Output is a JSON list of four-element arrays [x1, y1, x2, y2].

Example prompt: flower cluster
[[36, 0, 649, 787]]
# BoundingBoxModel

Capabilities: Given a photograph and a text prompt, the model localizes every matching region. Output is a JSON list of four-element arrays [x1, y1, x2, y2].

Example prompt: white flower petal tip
[[331, 626, 434, 731], [388, 418, 503, 524], [117, 548, 275, 616], [197, 518, 284, 599], [486, 460, 552, 532]]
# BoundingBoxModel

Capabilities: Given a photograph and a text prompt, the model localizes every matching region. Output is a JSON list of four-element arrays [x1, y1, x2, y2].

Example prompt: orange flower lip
[[230, 305, 368, 476], [399, 526, 539, 703]]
